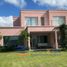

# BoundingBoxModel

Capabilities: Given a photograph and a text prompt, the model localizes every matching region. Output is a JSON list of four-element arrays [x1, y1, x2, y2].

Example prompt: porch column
[[28, 36, 31, 50], [55, 30, 58, 49]]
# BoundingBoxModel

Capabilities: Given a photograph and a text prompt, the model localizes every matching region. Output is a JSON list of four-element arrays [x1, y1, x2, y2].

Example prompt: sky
[[0, 0, 67, 27], [0, 0, 67, 16]]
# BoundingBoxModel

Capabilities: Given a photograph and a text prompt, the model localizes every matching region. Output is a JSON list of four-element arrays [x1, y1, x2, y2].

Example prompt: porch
[[29, 32, 57, 50], [27, 26, 59, 50]]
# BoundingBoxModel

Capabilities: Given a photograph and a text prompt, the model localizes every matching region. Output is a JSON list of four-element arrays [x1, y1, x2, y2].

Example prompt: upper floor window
[[52, 16, 65, 26], [25, 17, 38, 26], [41, 17, 44, 26]]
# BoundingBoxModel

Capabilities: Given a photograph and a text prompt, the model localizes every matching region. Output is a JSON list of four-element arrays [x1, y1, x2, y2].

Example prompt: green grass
[[0, 51, 67, 67]]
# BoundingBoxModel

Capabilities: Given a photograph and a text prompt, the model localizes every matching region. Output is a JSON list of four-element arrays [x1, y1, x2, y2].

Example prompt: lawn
[[0, 51, 67, 67]]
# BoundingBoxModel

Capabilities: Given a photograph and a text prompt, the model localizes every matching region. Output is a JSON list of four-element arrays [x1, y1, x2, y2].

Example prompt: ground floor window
[[31, 35, 50, 49], [38, 36, 48, 43], [3, 36, 23, 46]]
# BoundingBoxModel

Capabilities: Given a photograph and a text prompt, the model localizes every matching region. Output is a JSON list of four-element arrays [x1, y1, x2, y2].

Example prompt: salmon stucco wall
[[13, 17, 21, 27], [0, 27, 24, 36], [48, 10, 67, 25], [0, 27, 24, 46], [20, 10, 49, 27]]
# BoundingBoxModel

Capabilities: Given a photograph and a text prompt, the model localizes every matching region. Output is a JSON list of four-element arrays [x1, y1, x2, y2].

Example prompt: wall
[[20, 10, 49, 27], [49, 10, 67, 26], [13, 17, 21, 27]]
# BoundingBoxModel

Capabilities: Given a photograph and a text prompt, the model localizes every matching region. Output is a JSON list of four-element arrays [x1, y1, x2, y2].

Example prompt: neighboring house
[[0, 10, 67, 50]]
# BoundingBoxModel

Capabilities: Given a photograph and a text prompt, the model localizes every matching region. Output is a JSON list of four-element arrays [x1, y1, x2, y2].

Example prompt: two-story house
[[0, 10, 67, 50]]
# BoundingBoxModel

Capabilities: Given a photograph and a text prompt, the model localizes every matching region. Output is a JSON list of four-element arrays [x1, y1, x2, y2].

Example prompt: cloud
[[0, 16, 13, 27], [4, 0, 26, 8], [33, 0, 67, 9]]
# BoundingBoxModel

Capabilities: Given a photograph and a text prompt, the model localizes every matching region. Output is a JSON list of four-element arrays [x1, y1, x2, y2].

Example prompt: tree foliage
[[19, 30, 30, 45], [59, 24, 67, 49], [0, 32, 2, 40], [20, 30, 29, 40]]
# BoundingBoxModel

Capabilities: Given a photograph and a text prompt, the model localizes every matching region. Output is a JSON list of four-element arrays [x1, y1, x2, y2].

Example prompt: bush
[[0, 46, 6, 52], [0, 45, 17, 52], [0, 46, 2, 51], [59, 24, 67, 49], [6, 44, 17, 51]]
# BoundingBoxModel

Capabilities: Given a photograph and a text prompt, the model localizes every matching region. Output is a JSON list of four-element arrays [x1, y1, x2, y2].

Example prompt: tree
[[20, 30, 29, 40], [0, 32, 2, 40], [59, 24, 67, 49], [19, 30, 30, 46]]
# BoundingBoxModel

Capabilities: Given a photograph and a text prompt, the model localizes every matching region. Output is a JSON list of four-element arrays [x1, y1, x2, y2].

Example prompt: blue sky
[[0, 0, 67, 27], [0, 0, 67, 16]]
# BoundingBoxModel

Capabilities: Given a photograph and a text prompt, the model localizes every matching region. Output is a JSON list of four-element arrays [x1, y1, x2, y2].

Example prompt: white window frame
[[25, 17, 38, 26], [52, 16, 65, 26]]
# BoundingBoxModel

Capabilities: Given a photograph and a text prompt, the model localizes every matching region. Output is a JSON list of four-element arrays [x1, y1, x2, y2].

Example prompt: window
[[41, 17, 44, 25], [4, 36, 21, 46], [25, 17, 38, 26], [52, 16, 65, 26], [38, 36, 48, 43]]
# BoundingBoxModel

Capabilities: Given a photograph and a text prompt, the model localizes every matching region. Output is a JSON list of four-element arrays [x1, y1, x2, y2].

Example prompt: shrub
[[0, 32, 2, 40], [19, 30, 30, 49], [59, 24, 67, 49], [0, 45, 17, 52]]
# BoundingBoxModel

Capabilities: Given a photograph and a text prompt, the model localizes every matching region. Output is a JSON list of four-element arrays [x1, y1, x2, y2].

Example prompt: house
[[0, 10, 67, 50]]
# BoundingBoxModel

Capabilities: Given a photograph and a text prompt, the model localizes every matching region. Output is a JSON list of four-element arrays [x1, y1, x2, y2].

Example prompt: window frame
[[25, 17, 38, 26], [52, 16, 66, 26], [41, 17, 45, 26]]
